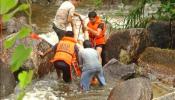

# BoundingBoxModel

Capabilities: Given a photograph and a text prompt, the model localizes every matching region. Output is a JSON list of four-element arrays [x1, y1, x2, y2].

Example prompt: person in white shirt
[[79, 40, 106, 91], [53, 0, 81, 40]]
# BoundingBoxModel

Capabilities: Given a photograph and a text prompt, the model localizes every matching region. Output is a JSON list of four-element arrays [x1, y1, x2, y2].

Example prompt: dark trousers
[[52, 23, 66, 40], [54, 61, 71, 83]]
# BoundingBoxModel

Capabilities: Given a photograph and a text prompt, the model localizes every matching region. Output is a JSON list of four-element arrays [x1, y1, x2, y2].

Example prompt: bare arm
[[70, 19, 78, 40], [38, 44, 57, 57], [86, 27, 102, 36], [74, 12, 80, 17], [78, 51, 83, 68], [67, 15, 73, 23], [86, 23, 104, 36]]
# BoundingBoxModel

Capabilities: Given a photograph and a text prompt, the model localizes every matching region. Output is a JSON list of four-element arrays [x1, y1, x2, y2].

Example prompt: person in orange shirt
[[39, 31, 79, 83], [85, 11, 106, 64]]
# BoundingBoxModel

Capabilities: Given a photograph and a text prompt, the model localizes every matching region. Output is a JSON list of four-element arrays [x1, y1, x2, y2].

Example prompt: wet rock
[[6, 16, 29, 34], [173, 79, 175, 88], [119, 49, 130, 64], [36, 40, 54, 78], [6, 17, 18, 33], [104, 28, 149, 63], [104, 21, 175, 64], [108, 77, 152, 100], [1, 34, 54, 78], [0, 59, 16, 98], [103, 58, 136, 83], [138, 47, 175, 86], [147, 21, 175, 49], [153, 91, 175, 100]]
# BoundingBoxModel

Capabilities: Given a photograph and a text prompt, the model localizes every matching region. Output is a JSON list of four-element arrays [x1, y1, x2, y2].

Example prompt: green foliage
[[18, 70, 33, 89], [2, 13, 14, 23], [0, 0, 18, 14], [1, 0, 33, 99], [18, 4, 30, 11], [17, 91, 25, 100], [2, 4, 29, 23], [4, 27, 31, 49], [85, 0, 103, 8], [124, 0, 175, 28], [4, 34, 17, 49], [156, 0, 175, 20], [10, 45, 32, 72], [16, 70, 33, 100], [124, 0, 150, 28], [94, 0, 103, 8], [18, 27, 31, 39]]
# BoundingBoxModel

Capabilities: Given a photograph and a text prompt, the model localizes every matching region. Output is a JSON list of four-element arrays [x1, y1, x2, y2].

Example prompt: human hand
[[83, 26, 89, 31], [38, 51, 45, 57]]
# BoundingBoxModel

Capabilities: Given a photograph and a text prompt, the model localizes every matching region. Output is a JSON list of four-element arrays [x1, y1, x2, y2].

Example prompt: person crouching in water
[[78, 40, 106, 91], [39, 31, 78, 83]]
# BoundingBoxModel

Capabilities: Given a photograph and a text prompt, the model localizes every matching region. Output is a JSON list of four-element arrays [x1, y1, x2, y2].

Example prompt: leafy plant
[[123, 0, 175, 28], [1, 0, 33, 99], [88, 0, 103, 8], [17, 70, 33, 100], [156, 0, 175, 20], [124, 0, 152, 28]]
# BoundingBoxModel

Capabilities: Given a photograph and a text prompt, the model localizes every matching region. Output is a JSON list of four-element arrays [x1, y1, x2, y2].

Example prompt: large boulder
[[153, 91, 175, 100], [103, 58, 136, 83], [1, 34, 54, 78], [108, 77, 152, 100], [6, 16, 30, 34], [138, 47, 175, 86], [104, 21, 175, 64], [147, 21, 175, 49], [104, 28, 149, 63], [0, 59, 16, 98]]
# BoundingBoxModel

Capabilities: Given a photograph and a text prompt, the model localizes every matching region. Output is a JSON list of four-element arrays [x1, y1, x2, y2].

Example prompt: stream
[[3, 2, 175, 100]]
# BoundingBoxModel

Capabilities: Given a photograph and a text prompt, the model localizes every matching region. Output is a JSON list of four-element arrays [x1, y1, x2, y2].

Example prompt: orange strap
[[72, 61, 81, 77], [30, 32, 40, 40]]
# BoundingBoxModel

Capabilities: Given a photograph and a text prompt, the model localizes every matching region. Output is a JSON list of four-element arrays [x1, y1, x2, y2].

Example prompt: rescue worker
[[39, 30, 78, 83], [53, 0, 81, 40], [85, 11, 106, 64], [79, 40, 106, 91]]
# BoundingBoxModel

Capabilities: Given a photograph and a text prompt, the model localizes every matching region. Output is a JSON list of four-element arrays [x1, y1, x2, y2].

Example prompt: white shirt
[[53, 1, 75, 30]]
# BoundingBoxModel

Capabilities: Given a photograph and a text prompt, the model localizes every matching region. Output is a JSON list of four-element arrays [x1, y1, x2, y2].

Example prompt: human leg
[[52, 23, 66, 40], [96, 68, 106, 86], [80, 70, 95, 91], [54, 61, 62, 79], [54, 61, 71, 82], [62, 64, 72, 83], [95, 46, 103, 64]]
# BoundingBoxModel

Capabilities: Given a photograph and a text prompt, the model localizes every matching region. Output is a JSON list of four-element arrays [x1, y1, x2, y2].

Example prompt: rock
[[103, 58, 136, 83], [108, 77, 152, 100], [0, 59, 16, 98], [104, 28, 149, 63], [119, 49, 130, 64], [147, 21, 175, 49], [6, 16, 31, 34], [104, 21, 175, 64], [6, 17, 18, 33], [153, 91, 175, 100], [173, 78, 175, 88], [138, 47, 175, 86], [1, 34, 54, 79]]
